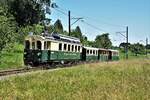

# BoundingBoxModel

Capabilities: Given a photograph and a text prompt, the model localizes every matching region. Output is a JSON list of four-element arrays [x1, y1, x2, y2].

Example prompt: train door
[[98, 50, 100, 60], [108, 51, 112, 61], [82, 48, 86, 61]]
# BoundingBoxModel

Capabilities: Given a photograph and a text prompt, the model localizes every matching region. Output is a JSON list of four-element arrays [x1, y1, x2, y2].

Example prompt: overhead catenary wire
[[53, 8, 109, 33], [55, 6, 126, 28], [53, 8, 68, 16], [83, 16, 126, 28], [80, 20, 107, 32], [52, 6, 125, 41]]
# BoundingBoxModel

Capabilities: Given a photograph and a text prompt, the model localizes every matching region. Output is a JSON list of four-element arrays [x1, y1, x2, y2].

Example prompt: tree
[[81, 35, 88, 46], [119, 42, 130, 48], [17, 24, 44, 43], [130, 43, 145, 56], [71, 26, 82, 41], [8, 0, 42, 26], [119, 42, 131, 53], [87, 41, 96, 47], [95, 33, 112, 49], [54, 19, 63, 33], [71, 26, 82, 39], [146, 44, 150, 49], [0, 6, 17, 60], [8, 0, 51, 27]]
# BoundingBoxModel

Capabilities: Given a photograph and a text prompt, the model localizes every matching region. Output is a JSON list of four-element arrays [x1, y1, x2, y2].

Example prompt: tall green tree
[[71, 26, 82, 39], [54, 19, 63, 33], [95, 33, 112, 49], [8, 0, 41, 26], [17, 24, 44, 43], [7, 0, 51, 27], [0, 6, 17, 59]]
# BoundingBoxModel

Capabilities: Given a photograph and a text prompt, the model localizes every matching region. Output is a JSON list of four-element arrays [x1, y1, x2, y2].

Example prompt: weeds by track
[[0, 61, 100, 77], [0, 67, 45, 76]]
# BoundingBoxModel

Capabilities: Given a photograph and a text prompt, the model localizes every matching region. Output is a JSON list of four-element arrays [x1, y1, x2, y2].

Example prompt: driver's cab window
[[32, 42, 35, 50], [37, 41, 41, 50], [25, 40, 30, 49]]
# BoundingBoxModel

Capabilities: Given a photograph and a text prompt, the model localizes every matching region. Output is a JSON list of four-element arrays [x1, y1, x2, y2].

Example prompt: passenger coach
[[24, 33, 82, 65], [82, 46, 99, 61]]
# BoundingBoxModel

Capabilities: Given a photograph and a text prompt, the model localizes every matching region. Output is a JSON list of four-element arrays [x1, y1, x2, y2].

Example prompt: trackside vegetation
[[0, 59, 150, 100], [0, 43, 24, 70]]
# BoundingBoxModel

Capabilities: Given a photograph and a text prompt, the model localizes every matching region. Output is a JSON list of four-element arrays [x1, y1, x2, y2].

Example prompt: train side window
[[93, 50, 95, 55], [90, 50, 92, 54], [44, 42, 46, 49], [72, 45, 74, 52], [37, 41, 41, 50], [75, 45, 77, 52], [32, 42, 35, 50], [47, 41, 51, 50], [59, 43, 62, 51], [25, 40, 30, 49], [78, 46, 80, 52], [87, 50, 89, 54], [68, 44, 70, 51], [64, 44, 67, 51]]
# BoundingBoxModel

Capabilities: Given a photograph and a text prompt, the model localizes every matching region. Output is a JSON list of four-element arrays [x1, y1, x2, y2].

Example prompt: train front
[[24, 35, 44, 66]]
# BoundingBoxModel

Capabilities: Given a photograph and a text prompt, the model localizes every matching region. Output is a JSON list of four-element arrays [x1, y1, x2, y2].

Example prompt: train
[[24, 32, 119, 66]]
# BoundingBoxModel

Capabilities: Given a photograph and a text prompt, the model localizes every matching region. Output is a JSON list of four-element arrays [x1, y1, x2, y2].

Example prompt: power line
[[55, 6, 125, 28], [53, 8, 68, 16], [53, 7, 115, 34], [80, 20, 106, 32], [83, 16, 126, 28]]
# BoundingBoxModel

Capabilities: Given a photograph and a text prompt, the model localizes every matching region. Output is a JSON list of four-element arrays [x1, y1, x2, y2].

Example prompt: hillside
[[0, 59, 150, 100]]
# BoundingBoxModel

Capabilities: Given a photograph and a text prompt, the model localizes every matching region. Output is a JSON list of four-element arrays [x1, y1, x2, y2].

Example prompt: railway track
[[0, 61, 100, 77], [0, 67, 45, 76]]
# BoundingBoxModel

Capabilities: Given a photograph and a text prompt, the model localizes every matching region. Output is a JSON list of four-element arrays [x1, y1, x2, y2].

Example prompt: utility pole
[[116, 26, 129, 59], [68, 10, 83, 36], [146, 38, 148, 56], [126, 26, 128, 59], [68, 10, 71, 36]]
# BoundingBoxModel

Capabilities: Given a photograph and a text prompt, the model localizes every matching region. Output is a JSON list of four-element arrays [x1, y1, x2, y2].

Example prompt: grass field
[[0, 43, 24, 70], [0, 59, 150, 100]]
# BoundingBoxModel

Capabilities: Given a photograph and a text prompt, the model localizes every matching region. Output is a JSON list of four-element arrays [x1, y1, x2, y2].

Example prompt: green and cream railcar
[[99, 48, 110, 61], [24, 34, 82, 65], [82, 46, 99, 61], [109, 49, 119, 61]]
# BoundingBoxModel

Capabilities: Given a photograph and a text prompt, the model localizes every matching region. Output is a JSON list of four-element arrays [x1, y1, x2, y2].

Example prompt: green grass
[[0, 59, 150, 100], [119, 50, 148, 60], [0, 43, 24, 70]]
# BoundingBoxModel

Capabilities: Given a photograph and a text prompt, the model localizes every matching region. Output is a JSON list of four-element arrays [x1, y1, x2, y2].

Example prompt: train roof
[[25, 32, 81, 44], [108, 49, 119, 52], [83, 47, 119, 52], [99, 48, 109, 51], [83, 46, 99, 50], [51, 32, 80, 43]]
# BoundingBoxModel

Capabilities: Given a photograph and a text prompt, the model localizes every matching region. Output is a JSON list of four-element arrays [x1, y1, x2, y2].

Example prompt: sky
[[49, 0, 150, 46]]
